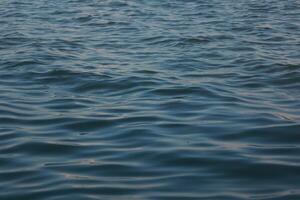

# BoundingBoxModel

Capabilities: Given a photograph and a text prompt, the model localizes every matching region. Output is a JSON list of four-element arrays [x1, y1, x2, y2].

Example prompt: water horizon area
[[0, 0, 300, 199]]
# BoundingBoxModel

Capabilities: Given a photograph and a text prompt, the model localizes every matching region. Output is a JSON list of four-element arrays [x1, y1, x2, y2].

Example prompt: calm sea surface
[[1, 0, 300, 199]]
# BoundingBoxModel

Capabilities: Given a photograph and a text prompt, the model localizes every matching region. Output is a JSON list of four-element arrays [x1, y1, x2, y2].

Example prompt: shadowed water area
[[1, 0, 300, 199]]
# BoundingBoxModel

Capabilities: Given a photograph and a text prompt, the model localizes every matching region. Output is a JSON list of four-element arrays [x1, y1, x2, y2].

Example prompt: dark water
[[1, 0, 300, 199]]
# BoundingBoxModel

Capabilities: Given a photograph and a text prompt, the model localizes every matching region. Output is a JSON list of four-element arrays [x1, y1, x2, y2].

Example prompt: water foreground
[[0, 0, 300, 199]]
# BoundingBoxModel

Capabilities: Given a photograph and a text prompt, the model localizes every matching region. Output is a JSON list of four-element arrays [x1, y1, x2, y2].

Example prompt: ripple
[[1, 0, 300, 199]]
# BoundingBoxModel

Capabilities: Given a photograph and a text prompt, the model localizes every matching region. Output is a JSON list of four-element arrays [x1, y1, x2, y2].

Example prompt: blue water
[[1, 0, 300, 199]]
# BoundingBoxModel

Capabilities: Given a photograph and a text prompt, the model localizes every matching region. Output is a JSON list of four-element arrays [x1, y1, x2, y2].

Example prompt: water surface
[[1, 0, 300, 199]]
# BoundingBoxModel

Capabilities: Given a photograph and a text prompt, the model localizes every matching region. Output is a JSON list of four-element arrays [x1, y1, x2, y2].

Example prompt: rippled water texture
[[1, 0, 300, 199]]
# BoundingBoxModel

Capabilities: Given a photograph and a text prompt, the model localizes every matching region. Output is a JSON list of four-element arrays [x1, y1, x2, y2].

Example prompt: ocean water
[[1, 0, 300, 199]]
